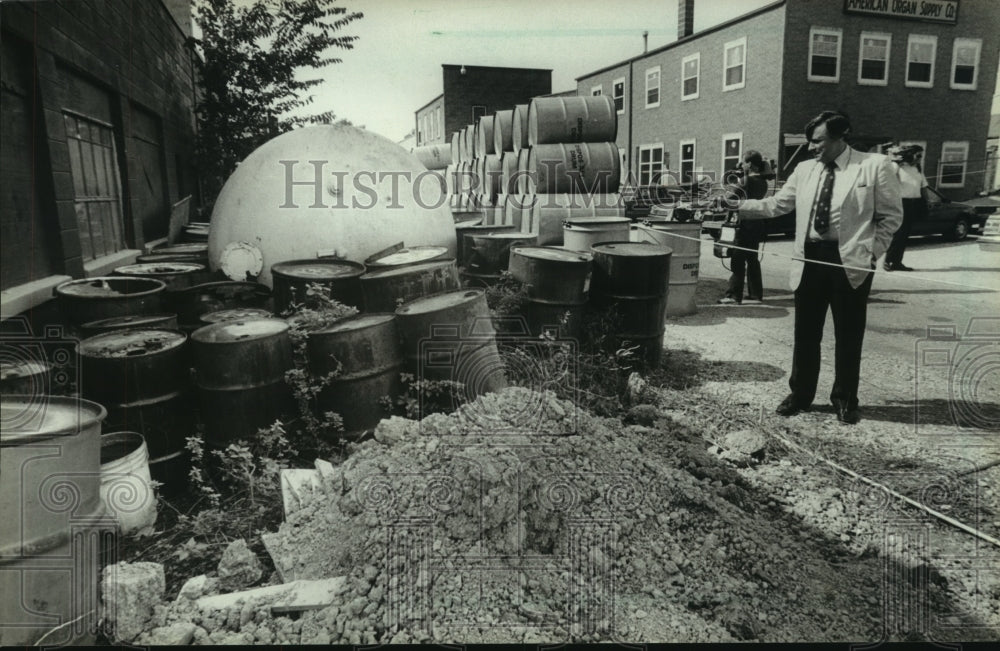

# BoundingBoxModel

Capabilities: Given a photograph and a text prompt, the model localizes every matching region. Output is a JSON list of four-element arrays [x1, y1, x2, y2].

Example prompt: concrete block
[[100, 561, 165, 642]]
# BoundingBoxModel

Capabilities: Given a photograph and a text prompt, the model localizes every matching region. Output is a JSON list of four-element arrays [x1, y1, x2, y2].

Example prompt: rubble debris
[[217, 539, 263, 591], [196, 578, 347, 614], [136, 622, 197, 646], [100, 561, 165, 642], [177, 574, 217, 601]]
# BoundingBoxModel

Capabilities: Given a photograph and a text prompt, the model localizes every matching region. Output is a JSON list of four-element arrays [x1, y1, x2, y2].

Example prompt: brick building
[[415, 64, 552, 146], [1, 0, 197, 317], [577, 0, 999, 198]]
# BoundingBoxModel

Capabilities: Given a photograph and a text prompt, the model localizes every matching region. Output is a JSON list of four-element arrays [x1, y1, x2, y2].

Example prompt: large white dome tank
[[208, 125, 457, 287]]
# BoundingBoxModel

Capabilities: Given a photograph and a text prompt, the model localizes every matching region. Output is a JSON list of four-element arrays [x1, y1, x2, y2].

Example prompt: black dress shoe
[[776, 394, 810, 416], [895, 263, 914, 271], [833, 399, 860, 424]]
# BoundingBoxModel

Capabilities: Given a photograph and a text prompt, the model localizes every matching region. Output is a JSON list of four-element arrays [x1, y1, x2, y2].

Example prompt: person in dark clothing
[[719, 150, 770, 304], [883, 145, 928, 271]]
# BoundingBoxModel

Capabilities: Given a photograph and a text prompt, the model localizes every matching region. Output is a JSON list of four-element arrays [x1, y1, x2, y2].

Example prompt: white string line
[[642, 229, 1000, 293]]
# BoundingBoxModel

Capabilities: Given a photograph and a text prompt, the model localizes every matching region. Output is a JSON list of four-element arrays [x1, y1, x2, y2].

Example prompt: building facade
[[577, 0, 999, 198], [415, 64, 552, 147], [1, 0, 197, 317]]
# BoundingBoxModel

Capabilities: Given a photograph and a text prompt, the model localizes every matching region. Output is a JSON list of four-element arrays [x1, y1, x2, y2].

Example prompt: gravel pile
[[145, 386, 947, 643]]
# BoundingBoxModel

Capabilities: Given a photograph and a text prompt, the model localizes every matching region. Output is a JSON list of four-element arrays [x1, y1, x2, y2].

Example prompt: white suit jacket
[[740, 148, 903, 290]]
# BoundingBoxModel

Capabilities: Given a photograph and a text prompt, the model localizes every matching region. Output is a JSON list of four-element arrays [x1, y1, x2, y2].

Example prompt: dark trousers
[[885, 198, 924, 265], [790, 241, 874, 409], [726, 239, 763, 301]]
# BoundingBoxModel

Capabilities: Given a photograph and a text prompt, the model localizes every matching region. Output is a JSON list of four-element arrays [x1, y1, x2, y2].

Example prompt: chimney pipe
[[678, 0, 695, 40], [643, 30, 649, 53]]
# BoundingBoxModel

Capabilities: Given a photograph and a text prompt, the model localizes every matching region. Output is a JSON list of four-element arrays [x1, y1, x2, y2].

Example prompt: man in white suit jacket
[[734, 111, 902, 424]]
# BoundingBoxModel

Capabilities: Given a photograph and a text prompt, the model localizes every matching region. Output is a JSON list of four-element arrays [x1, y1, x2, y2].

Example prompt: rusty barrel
[[146, 242, 209, 265], [366, 246, 450, 270], [77, 328, 193, 494], [457, 224, 517, 269], [589, 242, 672, 366], [635, 216, 702, 316], [527, 95, 617, 146], [395, 289, 507, 403], [99, 431, 157, 535], [526, 143, 621, 194], [464, 232, 538, 288], [527, 195, 625, 246], [361, 259, 461, 312], [54, 276, 167, 328], [199, 307, 273, 326], [509, 246, 592, 339], [113, 262, 207, 291], [79, 313, 179, 338], [0, 360, 53, 396], [168, 280, 271, 332], [1, 396, 109, 646], [191, 318, 294, 448], [271, 259, 365, 314], [307, 313, 403, 436]]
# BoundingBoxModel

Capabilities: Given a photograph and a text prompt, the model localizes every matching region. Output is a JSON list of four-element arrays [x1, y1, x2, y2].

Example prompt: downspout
[[628, 57, 633, 185]]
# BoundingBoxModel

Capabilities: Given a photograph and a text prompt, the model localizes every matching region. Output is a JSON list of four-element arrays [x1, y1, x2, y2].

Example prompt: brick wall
[[441, 65, 551, 143]]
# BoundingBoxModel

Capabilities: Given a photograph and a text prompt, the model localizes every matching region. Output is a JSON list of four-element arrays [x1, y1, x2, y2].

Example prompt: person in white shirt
[[884, 145, 928, 271]]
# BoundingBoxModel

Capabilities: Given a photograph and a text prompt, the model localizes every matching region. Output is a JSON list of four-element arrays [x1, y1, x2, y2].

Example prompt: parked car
[[914, 186, 989, 240]]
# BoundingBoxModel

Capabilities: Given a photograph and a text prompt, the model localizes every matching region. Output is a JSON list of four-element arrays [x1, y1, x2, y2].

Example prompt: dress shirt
[[807, 147, 853, 242], [896, 164, 927, 199]]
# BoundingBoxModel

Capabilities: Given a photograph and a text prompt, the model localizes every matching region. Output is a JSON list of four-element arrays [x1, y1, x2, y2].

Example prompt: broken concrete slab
[[138, 622, 197, 645], [217, 538, 263, 591], [100, 561, 165, 642], [281, 468, 324, 516], [195, 577, 347, 615]]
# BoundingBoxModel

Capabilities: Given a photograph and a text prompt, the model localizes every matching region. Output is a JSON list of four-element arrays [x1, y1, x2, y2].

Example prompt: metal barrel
[[511, 104, 529, 153], [563, 216, 631, 253], [395, 289, 508, 402], [113, 261, 207, 291], [467, 232, 538, 279], [476, 114, 495, 156], [450, 132, 461, 166], [181, 223, 210, 243], [199, 307, 273, 325], [528, 196, 626, 246], [54, 276, 167, 328], [99, 431, 156, 535], [500, 151, 519, 195], [506, 193, 537, 231], [509, 246, 592, 339], [0, 360, 52, 396], [526, 142, 621, 194], [527, 95, 618, 146], [271, 259, 365, 314], [589, 242, 673, 366], [191, 318, 294, 448], [77, 328, 193, 492], [307, 313, 403, 436], [168, 280, 271, 332], [361, 259, 461, 312], [79, 313, 179, 337], [464, 123, 475, 160], [366, 245, 450, 270], [490, 194, 509, 227], [493, 109, 514, 154], [412, 144, 451, 170], [481, 153, 502, 202], [149, 241, 209, 260], [457, 224, 517, 269], [516, 147, 532, 194], [1, 395, 109, 646], [634, 220, 702, 316]]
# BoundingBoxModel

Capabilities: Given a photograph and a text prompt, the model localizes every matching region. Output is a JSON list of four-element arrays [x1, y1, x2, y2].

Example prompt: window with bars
[[809, 28, 841, 82], [682, 54, 699, 100], [906, 34, 936, 87], [859, 32, 890, 85], [645, 67, 660, 108], [639, 144, 664, 186], [63, 113, 125, 260], [723, 38, 746, 91], [951, 38, 981, 90], [939, 141, 968, 187], [613, 78, 625, 113]]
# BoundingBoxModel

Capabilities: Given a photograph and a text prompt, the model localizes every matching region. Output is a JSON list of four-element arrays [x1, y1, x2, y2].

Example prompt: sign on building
[[843, 0, 959, 25]]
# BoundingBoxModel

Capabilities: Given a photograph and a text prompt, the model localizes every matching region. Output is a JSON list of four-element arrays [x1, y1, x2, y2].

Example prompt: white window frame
[[645, 66, 660, 108], [808, 27, 842, 83], [591, 84, 602, 96], [613, 76, 625, 114], [950, 37, 982, 90], [906, 34, 937, 88], [721, 132, 743, 176], [435, 107, 442, 139], [857, 31, 891, 86], [681, 53, 700, 100], [638, 143, 666, 186], [679, 138, 696, 184], [938, 141, 969, 188], [722, 37, 747, 92]]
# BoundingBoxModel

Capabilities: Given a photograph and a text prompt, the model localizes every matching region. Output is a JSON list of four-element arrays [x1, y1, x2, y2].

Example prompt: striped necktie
[[811, 161, 837, 234]]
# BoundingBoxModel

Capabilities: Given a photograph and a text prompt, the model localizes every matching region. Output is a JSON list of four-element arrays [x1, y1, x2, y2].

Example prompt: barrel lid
[[361, 259, 456, 280], [563, 216, 630, 226], [1, 359, 50, 381], [396, 289, 484, 316], [590, 242, 673, 257], [192, 317, 289, 343], [180, 280, 271, 298], [78, 329, 187, 358], [200, 308, 273, 324], [1, 395, 106, 444], [153, 243, 208, 254], [55, 276, 167, 297], [510, 246, 591, 264], [367, 246, 448, 268], [220, 241, 264, 281], [312, 312, 395, 335], [472, 232, 533, 240], [81, 313, 178, 330], [115, 262, 205, 276], [271, 259, 366, 280]]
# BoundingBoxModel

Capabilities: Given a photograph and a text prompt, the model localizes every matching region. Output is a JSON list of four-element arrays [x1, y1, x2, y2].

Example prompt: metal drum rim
[[55, 276, 168, 298], [0, 395, 107, 445], [509, 246, 591, 264], [81, 313, 179, 330], [271, 258, 366, 280], [310, 312, 397, 335], [360, 259, 457, 280], [191, 317, 290, 344], [590, 241, 674, 257], [395, 288, 485, 316], [114, 262, 206, 275], [77, 328, 188, 357]]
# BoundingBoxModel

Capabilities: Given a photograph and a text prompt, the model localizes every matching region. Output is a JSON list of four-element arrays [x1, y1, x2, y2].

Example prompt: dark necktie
[[811, 161, 837, 234]]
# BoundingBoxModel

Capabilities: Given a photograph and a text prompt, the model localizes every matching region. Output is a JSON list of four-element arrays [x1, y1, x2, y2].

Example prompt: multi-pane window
[[722, 134, 742, 176], [951, 38, 981, 90], [591, 85, 602, 96], [939, 141, 968, 187], [906, 34, 936, 87], [681, 54, 699, 100], [859, 32, 891, 85], [639, 144, 665, 186], [680, 139, 696, 184], [723, 37, 747, 91], [613, 78, 625, 113], [645, 66, 660, 108], [63, 113, 125, 261], [809, 27, 842, 82]]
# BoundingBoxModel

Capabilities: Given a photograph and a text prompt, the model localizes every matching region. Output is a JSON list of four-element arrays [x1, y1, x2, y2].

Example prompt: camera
[[913, 317, 1000, 436], [1, 317, 80, 432]]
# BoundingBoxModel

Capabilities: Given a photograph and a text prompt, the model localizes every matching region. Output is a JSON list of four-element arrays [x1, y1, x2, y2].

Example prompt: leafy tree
[[190, 0, 362, 206]]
